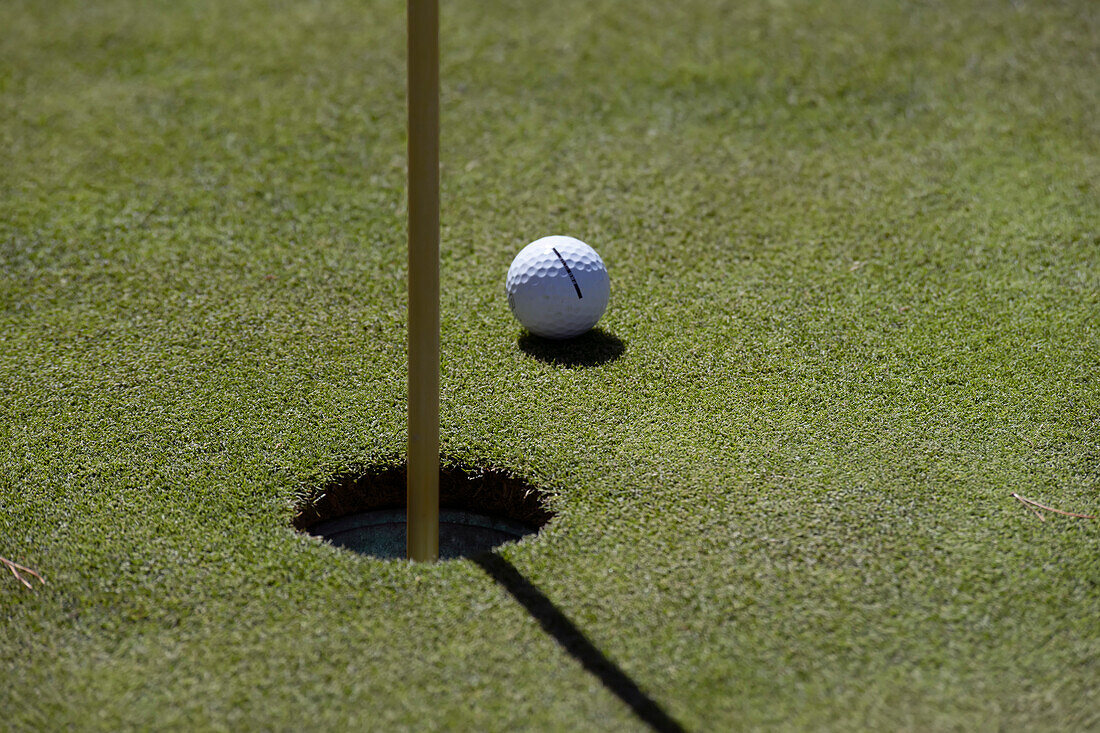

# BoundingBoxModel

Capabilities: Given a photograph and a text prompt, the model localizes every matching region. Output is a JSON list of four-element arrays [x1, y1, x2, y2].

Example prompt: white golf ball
[[505, 236, 610, 339]]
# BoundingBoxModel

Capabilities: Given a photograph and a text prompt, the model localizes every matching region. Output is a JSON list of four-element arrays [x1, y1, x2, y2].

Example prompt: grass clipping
[[1012, 493, 1098, 522], [2, 556, 44, 590]]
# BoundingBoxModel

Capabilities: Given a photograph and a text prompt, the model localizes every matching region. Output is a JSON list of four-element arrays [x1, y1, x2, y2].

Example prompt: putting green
[[2, 0, 1098, 729]]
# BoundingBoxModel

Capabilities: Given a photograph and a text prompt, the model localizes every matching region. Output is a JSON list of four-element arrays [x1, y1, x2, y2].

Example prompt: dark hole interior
[[293, 464, 554, 560]]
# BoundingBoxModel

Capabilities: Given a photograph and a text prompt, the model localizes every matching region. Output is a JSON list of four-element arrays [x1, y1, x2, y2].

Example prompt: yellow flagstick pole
[[406, 0, 440, 561]]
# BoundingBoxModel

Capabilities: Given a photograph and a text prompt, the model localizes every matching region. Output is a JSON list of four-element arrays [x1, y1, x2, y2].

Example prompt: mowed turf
[[2, 0, 1098, 728]]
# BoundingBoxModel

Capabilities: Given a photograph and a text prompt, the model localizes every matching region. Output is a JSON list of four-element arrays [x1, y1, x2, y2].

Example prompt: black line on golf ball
[[552, 247, 583, 299]]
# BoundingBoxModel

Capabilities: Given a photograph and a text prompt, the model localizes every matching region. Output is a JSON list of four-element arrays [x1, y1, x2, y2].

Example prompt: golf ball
[[505, 236, 610, 339]]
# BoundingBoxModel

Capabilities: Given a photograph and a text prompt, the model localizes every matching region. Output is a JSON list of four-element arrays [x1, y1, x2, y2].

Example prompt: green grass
[[2, 0, 1098, 728]]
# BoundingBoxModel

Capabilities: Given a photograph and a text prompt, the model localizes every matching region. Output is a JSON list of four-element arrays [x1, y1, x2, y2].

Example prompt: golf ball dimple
[[505, 236, 610, 339]]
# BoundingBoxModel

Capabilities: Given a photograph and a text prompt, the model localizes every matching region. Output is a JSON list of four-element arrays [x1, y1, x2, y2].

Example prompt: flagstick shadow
[[473, 553, 686, 733]]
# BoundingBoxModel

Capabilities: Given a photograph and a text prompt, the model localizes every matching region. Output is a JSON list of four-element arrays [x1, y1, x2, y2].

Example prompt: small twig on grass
[[1012, 493, 1097, 520], [2, 556, 44, 589], [1024, 503, 1046, 522]]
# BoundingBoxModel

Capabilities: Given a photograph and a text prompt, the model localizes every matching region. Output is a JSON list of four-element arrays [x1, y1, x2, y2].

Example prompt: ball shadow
[[517, 327, 626, 368]]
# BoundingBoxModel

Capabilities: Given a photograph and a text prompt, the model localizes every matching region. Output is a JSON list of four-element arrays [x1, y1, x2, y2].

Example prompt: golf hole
[[292, 464, 554, 560]]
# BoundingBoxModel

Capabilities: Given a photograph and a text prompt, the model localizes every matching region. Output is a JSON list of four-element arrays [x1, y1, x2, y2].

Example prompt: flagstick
[[406, 0, 440, 561]]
